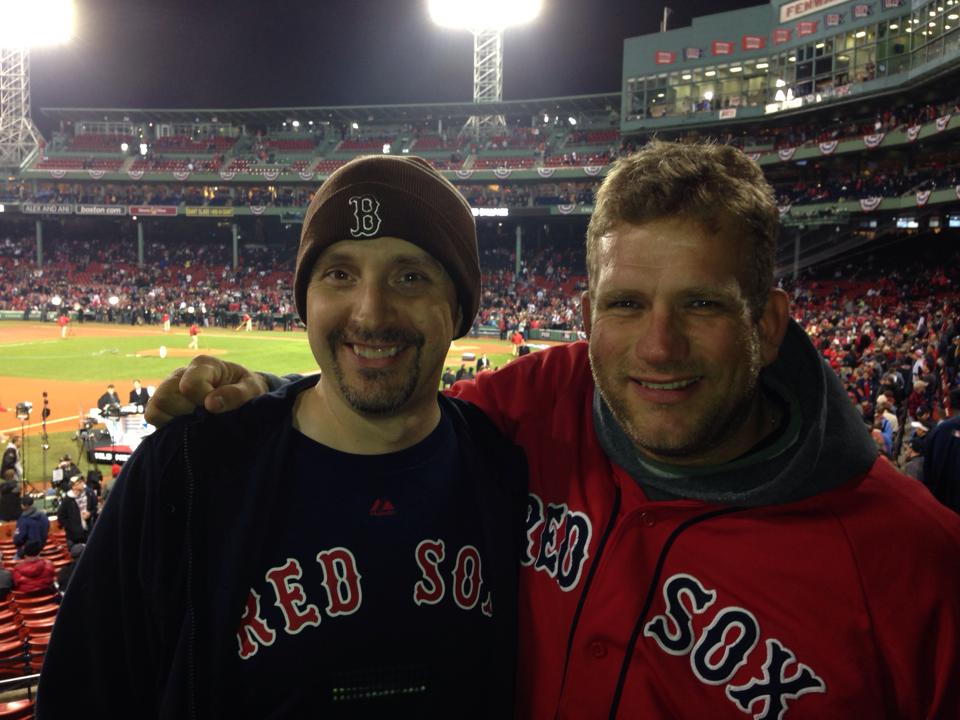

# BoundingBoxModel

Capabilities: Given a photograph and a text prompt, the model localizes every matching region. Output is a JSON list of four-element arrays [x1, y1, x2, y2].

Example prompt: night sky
[[29, 0, 766, 113]]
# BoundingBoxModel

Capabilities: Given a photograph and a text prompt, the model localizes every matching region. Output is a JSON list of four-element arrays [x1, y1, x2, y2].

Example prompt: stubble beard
[[591, 329, 765, 461], [327, 324, 426, 415]]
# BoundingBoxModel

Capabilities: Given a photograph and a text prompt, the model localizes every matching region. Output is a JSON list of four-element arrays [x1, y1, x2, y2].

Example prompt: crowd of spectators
[[0, 231, 589, 336], [2, 229, 959, 443], [18, 181, 599, 211], [773, 160, 960, 205], [23, 183, 315, 209], [0, 235, 297, 331], [784, 240, 960, 470]]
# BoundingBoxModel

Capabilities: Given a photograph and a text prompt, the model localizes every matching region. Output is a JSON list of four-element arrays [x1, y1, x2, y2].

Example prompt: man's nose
[[635, 306, 689, 366], [352, 281, 397, 328]]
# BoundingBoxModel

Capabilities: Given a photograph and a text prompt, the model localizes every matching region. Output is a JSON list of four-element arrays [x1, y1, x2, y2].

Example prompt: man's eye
[[323, 269, 350, 281], [400, 271, 427, 283], [689, 299, 719, 309], [608, 299, 639, 310]]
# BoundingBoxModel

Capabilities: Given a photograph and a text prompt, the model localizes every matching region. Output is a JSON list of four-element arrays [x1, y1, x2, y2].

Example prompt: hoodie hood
[[16, 557, 51, 580], [594, 319, 878, 506]]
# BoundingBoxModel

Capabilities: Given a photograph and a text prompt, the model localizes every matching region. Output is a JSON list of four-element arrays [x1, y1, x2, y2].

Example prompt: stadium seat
[[16, 606, 58, 621], [0, 698, 34, 719], [10, 591, 57, 605]]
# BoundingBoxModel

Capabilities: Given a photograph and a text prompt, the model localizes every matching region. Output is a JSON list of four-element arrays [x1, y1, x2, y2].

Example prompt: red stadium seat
[[0, 698, 34, 719], [16, 606, 58, 621], [10, 592, 57, 606]]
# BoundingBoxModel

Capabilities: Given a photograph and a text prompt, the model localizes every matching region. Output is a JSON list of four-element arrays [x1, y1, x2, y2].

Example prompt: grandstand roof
[[42, 93, 621, 126]]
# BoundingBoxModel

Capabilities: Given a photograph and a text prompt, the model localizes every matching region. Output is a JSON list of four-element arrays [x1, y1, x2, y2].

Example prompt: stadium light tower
[[428, 0, 542, 137], [0, 0, 75, 170]]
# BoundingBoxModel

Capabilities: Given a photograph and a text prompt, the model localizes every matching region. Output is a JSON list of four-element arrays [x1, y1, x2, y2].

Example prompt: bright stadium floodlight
[[428, 0, 541, 30], [0, 0, 75, 47], [429, 0, 542, 136], [0, 1, 75, 170]]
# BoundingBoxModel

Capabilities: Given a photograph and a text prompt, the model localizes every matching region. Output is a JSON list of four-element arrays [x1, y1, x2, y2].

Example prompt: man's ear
[[757, 288, 791, 366], [581, 291, 593, 338]]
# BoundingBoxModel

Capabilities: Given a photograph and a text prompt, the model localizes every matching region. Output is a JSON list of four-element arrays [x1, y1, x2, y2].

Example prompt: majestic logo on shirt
[[369, 497, 396, 516], [348, 195, 382, 238], [643, 573, 826, 718], [522, 493, 593, 592], [237, 540, 492, 660]]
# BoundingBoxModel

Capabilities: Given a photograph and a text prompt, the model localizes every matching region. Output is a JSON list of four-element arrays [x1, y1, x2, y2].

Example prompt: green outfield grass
[[0, 325, 318, 381], [0, 321, 520, 382]]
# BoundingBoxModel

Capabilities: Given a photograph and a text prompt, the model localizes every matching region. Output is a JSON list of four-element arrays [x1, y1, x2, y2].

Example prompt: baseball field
[[0, 320, 525, 487]]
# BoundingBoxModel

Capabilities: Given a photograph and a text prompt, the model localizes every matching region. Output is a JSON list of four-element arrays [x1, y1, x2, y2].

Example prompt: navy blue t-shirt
[[227, 408, 510, 718]]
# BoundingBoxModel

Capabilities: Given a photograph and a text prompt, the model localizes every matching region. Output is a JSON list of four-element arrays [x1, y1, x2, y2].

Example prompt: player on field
[[143, 141, 960, 718]]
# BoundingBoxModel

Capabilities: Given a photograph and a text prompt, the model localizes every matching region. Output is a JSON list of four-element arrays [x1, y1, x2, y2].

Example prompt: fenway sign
[[779, 0, 845, 23]]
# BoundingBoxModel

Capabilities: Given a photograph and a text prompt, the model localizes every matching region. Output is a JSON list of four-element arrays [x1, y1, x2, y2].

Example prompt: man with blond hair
[[145, 141, 960, 718]]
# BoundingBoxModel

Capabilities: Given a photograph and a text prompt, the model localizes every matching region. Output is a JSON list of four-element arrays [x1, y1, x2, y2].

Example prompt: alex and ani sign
[[779, 0, 846, 23]]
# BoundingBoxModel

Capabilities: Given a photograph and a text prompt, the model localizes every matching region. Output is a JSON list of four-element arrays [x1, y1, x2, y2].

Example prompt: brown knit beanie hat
[[295, 155, 479, 338]]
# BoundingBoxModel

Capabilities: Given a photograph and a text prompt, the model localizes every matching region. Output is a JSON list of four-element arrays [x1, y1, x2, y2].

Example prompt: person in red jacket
[[13, 540, 55, 594], [145, 141, 960, 719]]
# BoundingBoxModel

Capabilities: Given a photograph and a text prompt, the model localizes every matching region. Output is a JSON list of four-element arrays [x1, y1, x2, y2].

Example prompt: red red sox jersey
[[451, 341, 960, 719]]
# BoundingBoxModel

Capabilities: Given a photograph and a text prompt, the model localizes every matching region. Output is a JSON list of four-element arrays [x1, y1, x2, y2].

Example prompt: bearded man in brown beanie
[[39, 155, 527, 719]]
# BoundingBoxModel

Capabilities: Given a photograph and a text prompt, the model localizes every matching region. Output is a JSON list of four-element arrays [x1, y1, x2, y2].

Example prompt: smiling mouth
[[635, 377, 701, 390], [350, 343, 402, 359]]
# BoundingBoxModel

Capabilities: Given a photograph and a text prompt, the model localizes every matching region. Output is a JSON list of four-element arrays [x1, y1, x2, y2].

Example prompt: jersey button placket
[[589, 640, 607, 659]]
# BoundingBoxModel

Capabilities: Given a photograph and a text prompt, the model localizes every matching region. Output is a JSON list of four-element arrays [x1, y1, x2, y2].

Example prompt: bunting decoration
[[537, 167, 556, 178], [772, 28, 792, 44], [819, 140, 839, 155], [583, 166, 604, 176], [862, 132, 884, 148], [778, 147, 797, 161], [916, 190, 931, 207], [859, 196, 883, 211], [905, 125, 922, 142]]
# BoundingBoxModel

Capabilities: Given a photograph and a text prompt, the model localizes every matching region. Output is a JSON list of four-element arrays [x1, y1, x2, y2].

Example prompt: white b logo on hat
[[348, 195, 382, 238]]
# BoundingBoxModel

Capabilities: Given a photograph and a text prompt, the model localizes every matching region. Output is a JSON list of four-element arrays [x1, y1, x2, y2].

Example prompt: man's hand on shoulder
[[145, 355, 269, 428]]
